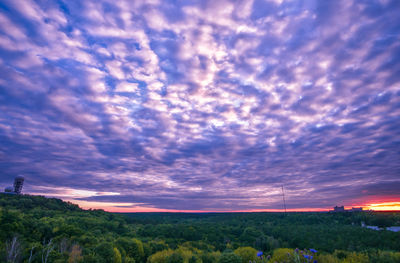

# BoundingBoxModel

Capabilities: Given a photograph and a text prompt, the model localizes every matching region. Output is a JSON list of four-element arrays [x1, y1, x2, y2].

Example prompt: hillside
[[1, 194, 400, 262]]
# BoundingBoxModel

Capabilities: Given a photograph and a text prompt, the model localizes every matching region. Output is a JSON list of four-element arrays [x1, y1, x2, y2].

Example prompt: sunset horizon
[[26, 191, 400, 213], [1, 0, 399, 213]]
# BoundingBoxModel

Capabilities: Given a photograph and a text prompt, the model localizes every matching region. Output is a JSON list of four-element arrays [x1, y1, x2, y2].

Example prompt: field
[[0, 194, 399, 262]]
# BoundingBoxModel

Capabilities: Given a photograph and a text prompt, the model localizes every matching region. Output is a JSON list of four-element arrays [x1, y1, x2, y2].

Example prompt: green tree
[[147, 249, 174, 263], [201, 251, 221, 263], [94, 242, 115, 263], [116, 238, 144, 263], [113, 247, 122, 263], [234, 247, 258, 263], [166, 252, 184, 263], [188, 255, 198, 263], [68, 244, 83, 263], [124, 257, 136, 263], [219, 252, 241, 263], [372, 216, 393, 228]]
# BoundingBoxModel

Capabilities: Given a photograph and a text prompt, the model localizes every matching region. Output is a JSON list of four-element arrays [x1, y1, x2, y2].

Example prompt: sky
[[0, 0, 399, 212]]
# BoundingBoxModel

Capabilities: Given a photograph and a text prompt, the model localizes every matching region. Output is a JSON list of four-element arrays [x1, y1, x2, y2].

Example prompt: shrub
[[369, 250, 400, 263], [271, 248, 293, 262], [342, 252, 369, 263], [234, 246, 258, 263], [314, 254, 339, 263]]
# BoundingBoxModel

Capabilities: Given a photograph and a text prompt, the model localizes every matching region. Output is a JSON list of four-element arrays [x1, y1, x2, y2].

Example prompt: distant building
[[13, 176, 24, 194], [331, 206, 363, 212], [2, 176, 24, 194], [333, 206, 345, 212], [4, 186, 15, 194]]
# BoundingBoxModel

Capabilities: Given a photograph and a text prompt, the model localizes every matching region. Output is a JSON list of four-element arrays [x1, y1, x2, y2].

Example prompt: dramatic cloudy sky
[[0, 0, 399, 212]]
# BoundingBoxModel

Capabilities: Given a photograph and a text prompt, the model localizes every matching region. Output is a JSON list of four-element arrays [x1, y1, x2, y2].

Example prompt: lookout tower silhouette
[[13, 176, 24, 194]]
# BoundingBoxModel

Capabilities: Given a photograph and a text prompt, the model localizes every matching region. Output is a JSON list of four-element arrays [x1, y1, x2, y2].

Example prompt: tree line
[[0, 194, 399, 262]]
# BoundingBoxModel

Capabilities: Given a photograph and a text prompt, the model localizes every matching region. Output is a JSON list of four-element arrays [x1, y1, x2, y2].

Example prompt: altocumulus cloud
[[0, 0, 399, 211]]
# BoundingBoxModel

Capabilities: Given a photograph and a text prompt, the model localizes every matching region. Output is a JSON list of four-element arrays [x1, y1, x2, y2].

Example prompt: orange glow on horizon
[[30, 193, 400, 213], [78, 202, 400, 213], [75, 201, 331, 213], [364, 202, 400, 211], [87, 207, 332, 213]]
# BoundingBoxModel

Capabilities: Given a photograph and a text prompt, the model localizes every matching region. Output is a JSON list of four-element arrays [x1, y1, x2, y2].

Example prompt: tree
[[124, 256, 136, 263], [94, 242, 115, 263], [372, 216, 392, 228], [240, 227, 262, 245], [218, 252, 241, 263], [201, 252, 221, 263], [116, 238, 144, 263], [59, 238, 69, 254], [5, 236, 21, 263], [113, 247, 122, 263], [68, 244, 83, 263], [28, 244, 37, 263], [188, 255, 198, 263], [234, 247, 258, 263], [166, 252, 184, 263], [147, 240, 169, 255], [147, 249, 174, 263], [41, 239, 54, 263]]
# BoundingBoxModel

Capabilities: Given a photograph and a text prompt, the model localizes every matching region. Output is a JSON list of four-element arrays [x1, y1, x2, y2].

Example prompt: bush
[[369, 250, 400, 263], [314, 254, 339, 263], [234, 247, 258, 263], [342, 252, 369, 263], [271, 248, 293, 262]]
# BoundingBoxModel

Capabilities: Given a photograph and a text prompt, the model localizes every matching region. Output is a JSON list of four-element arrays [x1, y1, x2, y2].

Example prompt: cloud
[[0, 0, 399, 211]]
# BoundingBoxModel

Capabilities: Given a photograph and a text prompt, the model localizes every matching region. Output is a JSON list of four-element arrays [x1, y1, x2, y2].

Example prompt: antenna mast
[[281, 185, 287, 214]]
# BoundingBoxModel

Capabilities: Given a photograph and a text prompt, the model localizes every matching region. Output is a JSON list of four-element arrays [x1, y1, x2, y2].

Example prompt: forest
[[0, 194, 399, 263]]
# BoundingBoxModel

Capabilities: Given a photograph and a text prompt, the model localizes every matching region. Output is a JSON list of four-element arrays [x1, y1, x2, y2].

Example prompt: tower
[[13, 176, 24, 194]]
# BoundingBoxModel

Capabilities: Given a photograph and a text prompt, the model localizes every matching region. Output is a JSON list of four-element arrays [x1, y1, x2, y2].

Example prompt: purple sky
[[0, 0, 400, 212]]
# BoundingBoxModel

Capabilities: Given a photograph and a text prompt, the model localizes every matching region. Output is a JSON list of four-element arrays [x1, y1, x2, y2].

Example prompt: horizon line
[[12, 193, 400, 213]]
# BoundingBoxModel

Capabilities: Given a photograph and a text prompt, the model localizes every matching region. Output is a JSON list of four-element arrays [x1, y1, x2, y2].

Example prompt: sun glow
[[365, 202, 400, 211]]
